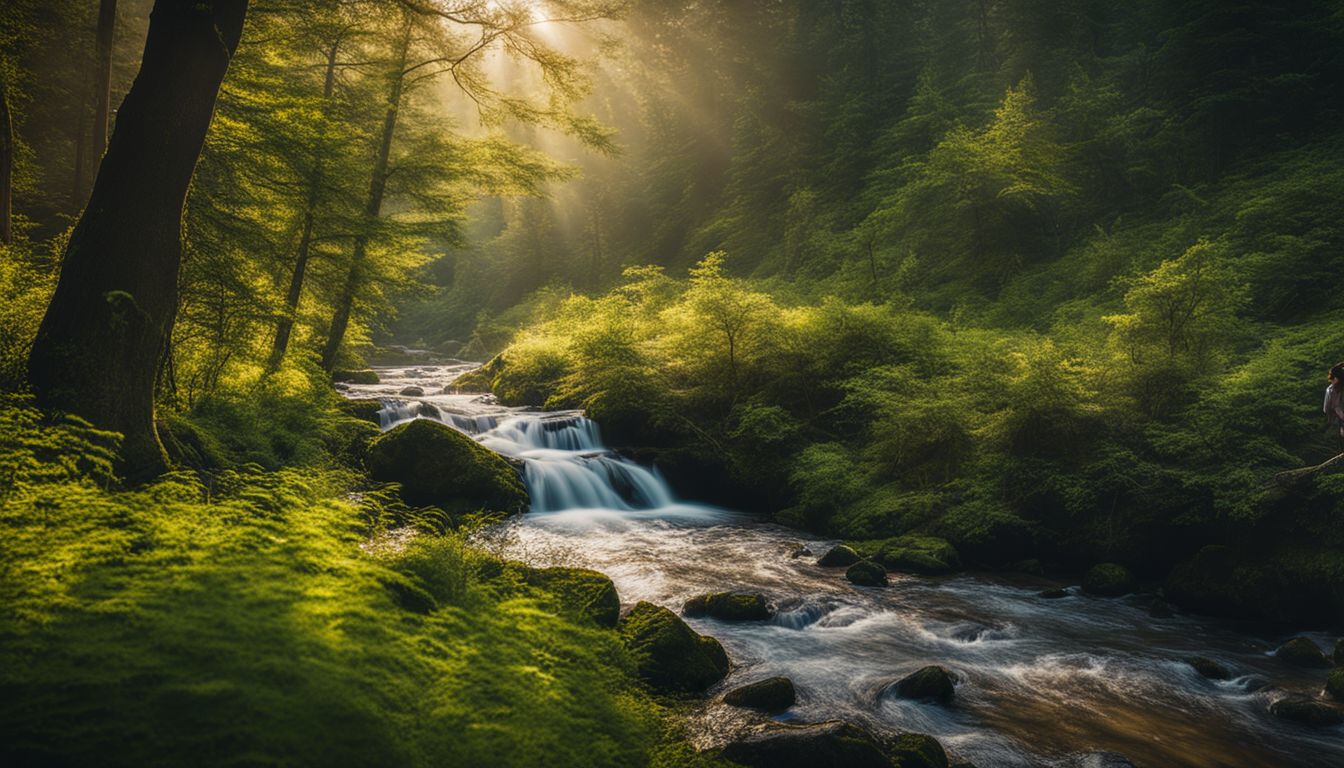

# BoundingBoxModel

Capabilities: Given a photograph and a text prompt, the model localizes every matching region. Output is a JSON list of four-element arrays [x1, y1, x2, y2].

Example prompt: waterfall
[[377, 401, 676, 513]]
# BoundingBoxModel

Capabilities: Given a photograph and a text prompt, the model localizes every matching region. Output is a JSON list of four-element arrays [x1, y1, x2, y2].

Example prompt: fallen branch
[[1272, 453, 1344, 489]]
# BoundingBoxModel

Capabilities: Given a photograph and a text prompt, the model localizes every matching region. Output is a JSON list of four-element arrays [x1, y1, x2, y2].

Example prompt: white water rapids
[[344, 362, 1344, 768]]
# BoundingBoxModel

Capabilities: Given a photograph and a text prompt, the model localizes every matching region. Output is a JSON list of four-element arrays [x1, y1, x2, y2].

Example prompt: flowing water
[[345, 363, 1344, 768]]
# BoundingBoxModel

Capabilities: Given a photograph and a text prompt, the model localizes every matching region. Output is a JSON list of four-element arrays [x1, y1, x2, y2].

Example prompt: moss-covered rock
[[887, 665, 956, 705], [399, 386, 425, 397], [618, 601, 729, 692], [1275, 637, 1331, 668], [1082, 563, 1135, 597], [856, 535, 962, 575], [366, 419, 528, 514], [519, 566, 621, 628], [1269, 695, 1344, 726], [846, 560, 888, 587], [1039, 587, 1069, 599], [892, 733, 949, 768], [1185, 656, 1231, 680], [723, 676, 796, 712], [332, 369, 379, 384], [817, 544, 861, 567], [718, 720, 892, 768], [1164, 543, 1344, 624], [338, 397, 385, 424], [1326, 668, 1344, 701], [682, 592, 772, 621]]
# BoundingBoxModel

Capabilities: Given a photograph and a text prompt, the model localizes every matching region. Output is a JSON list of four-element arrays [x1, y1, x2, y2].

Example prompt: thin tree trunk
[[320, 20, 411, 372], [72, 120, 86, 209], [0, 74, 12, 245], [268, 39, 340, 371], [27, 0, 249, 481], [91, 0, 118, 166]]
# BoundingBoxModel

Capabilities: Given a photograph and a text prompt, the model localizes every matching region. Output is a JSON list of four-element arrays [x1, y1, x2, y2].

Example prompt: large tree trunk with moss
[[27, 0, 249, 481], [320, 20, 410, 372]]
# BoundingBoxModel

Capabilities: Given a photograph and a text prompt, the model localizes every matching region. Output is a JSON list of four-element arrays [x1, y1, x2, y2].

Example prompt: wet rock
[[817, 545, 861, 567], [683, 592, 773, 621], [718, 720, 892, 768], [399, 385, 425, 397], [414, 401, 440, 419], [891, 733, 949, 768], [1186, 656, 1231, 680], [1275, 637, 1331, 668], [1082, 563, 1135, 597], [519, 566, 620, 628], [723, 676, 796, 712], [366, 419, 528, 514], [887, 665, 956, 705], [1039, 587, 1069, 599], [619, 601, 729, 692], [1327, 668, 1344, 701], [332, 369, 379, 384], [1269, 695, 1344, 726], [790, 544, 814, 559], [846, 560, 889, 587], [1148, 598, 1175, 618], [338, 397, 384, 424]]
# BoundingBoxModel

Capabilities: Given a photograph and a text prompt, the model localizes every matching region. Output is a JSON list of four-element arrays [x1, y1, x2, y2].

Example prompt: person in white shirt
[[1325, 362, 1344, 441]]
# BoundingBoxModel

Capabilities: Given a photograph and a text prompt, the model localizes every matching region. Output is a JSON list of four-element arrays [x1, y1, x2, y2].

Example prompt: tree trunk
[[27, 0, 249, 481], [267, 39, 340, 371], [0, 74, 12, 245], [91, 0, 118, 166], [320, 20, 411, 372]]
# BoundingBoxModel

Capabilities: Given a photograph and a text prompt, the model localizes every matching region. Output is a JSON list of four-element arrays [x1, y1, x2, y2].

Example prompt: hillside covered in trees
[[3, 1, 1344, 767]]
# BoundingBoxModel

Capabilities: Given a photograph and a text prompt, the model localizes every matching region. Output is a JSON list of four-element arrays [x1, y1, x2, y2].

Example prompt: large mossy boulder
[[366, 419, 527, 514], [817, 545, 861, 567], [859, 535, 962, 575], [683, 592, 773, 621], [846, 560, 889, 587], [338, 397, 385, 424], [1082, 563, 1135, 597], [1275, 637, 1331, 668], [723, 676, 796, 712], [1269, 695, 1344, 726], [887, 665, 956, 705], [619, 601, 729, 692], [332, 369, 379, 384], [1164, 543, 1344, 624], [718, 720, 892, 768], [518, 565, 621, 628], [892, 733, 949, 768]]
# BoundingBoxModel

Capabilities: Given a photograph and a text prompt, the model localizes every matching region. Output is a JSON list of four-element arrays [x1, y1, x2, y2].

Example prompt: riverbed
[[344, 362, 1344, 767]]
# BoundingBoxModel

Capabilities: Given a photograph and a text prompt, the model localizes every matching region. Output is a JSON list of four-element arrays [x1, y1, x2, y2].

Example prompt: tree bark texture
[[27, 0, 249, 481], [91, 0, 118, 166], [0, 74, 13, 245]]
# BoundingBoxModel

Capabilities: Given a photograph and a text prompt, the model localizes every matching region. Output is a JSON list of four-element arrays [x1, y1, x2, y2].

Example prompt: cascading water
[[345, 361, 1344, 768]]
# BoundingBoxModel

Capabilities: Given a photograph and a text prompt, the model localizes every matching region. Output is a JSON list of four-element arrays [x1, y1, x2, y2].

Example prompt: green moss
[[0, 404, 664, 766], [853, 534, 962, 575], [1082, 563, 1136, 597], [339, 397, 386, 424], [1276, 637, 1331, 668], [366, 419, 528, 514], [333, 369, 380, 384], [846, 560, 889, 586], [515, 565, 622, 628], [619, 601, 730, 693], [891, 733, 949, 768], [682, 592, 772, 621]]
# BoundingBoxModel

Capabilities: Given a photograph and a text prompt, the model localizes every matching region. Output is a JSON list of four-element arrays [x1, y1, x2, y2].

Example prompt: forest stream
[[345, 363, 1343, 768]]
